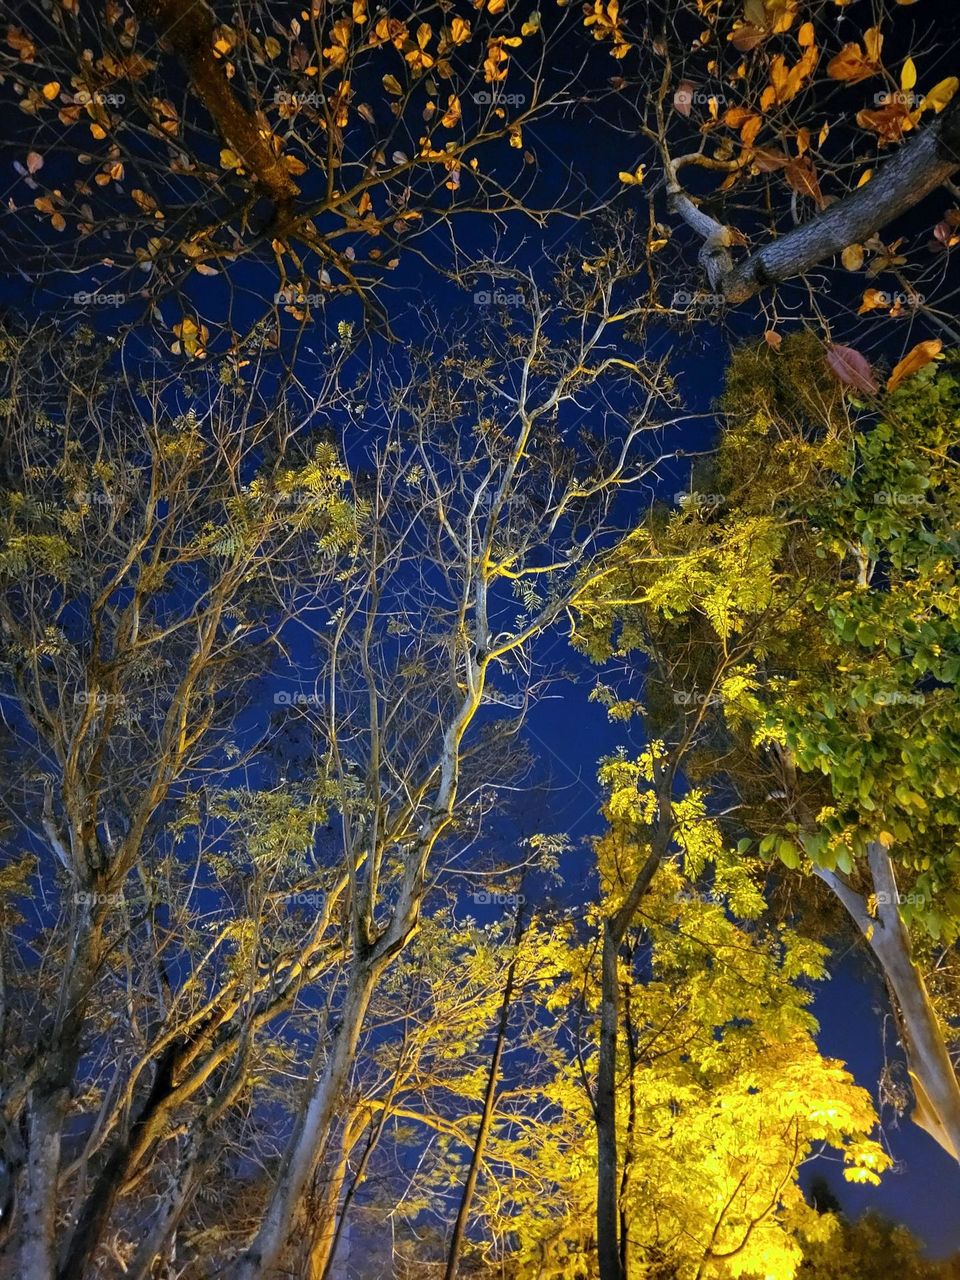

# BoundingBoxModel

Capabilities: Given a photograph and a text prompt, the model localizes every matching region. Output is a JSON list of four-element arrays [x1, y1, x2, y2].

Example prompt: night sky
[[3, 0, 959, 1262]]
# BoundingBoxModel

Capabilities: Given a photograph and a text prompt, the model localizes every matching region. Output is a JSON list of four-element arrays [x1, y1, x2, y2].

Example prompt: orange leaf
[[886, 339, 942, 392]]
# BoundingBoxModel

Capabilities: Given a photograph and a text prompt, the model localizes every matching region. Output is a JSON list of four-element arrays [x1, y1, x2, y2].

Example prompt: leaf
[[450, 16, 471, 43], [25, 151, 43, 174], [382, 74, 403, 95], [841, 243, 864, 271], [764, 329, 782, 350], [42, 81, 60, 100], [920, 77, 959, 114], [900, 57, 917, 92], [826, 344, 878, 395], [886, 339, 942, 392], [618, 167, 645, 185], [674, 81, 695, 116]]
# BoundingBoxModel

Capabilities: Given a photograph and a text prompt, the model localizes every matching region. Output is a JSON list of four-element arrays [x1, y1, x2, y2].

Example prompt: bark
[[228, 964, 382, 1280], [670, 97, 960, 303], [595, 820, 672, 1280], [817, 843, 960, 1162], [56, 1042, 181, 1280], [3, 905, 104, 1280], [596, 921, 624, 1280], [443, 903, 526, 1280], [131, 0, 300, 213]]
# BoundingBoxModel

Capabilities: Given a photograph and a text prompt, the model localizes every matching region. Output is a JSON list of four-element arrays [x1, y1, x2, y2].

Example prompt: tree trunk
[[596, 921, 623, 1280], [228, 963, 380, 1280], [443, 903, 526, 1280], [818, 843, 960, 1162], [864, 844, 960, 1161]]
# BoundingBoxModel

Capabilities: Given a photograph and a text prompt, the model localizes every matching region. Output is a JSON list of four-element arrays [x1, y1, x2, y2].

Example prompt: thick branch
[[133, 0, 300, 210], [671, 97, 960, 303]]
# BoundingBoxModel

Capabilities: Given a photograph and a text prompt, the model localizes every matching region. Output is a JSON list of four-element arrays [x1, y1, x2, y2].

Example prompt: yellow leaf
[[382, 73, 403, 95], [877, 830, 895, 847], [220, 148, 242, 170], [900, 56, 916, 92], [90, 122, 107, 139], [521, 10, 541, 35], [451, 16, 471, 43], [856, 168, 872, 187], [841, 243, 864, 271], [920, 76, 959, 114], [264, 36, 281, 58], [797, 21, 814, 46], [886, 339, 942, 392], [42, 81, 60, 100]]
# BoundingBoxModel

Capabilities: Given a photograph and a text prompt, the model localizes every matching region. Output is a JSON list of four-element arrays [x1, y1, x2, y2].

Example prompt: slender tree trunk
[[443, 903, 526, 1280], [596, 921, 623, 1280], [229, 963, 381, 1280], [306, 1128, 355, 1280]]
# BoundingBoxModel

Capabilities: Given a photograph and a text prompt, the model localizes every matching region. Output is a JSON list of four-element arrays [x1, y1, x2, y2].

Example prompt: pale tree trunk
[[4, 906, 103, 1280], [305, 1122, 358, 1280], [229, 963, 381, 1280], [817, 842, 960, 1162]]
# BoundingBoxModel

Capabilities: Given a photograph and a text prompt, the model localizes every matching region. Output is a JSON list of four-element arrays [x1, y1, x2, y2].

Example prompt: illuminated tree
[[580, 332, 960, 1167]]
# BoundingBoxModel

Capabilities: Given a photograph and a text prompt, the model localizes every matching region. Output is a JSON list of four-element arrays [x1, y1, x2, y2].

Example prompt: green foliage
[[584, 343, 960, 940]]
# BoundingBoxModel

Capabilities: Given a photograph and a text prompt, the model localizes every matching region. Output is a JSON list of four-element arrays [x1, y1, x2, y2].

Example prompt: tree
[[601, 0, 960, 338], [581, 332, 960, 1165], [0, 232, 688, 1278], [0, 320, 358, 1280], [5, 0, 585, 331], [798, 1211, 950, 1280]]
